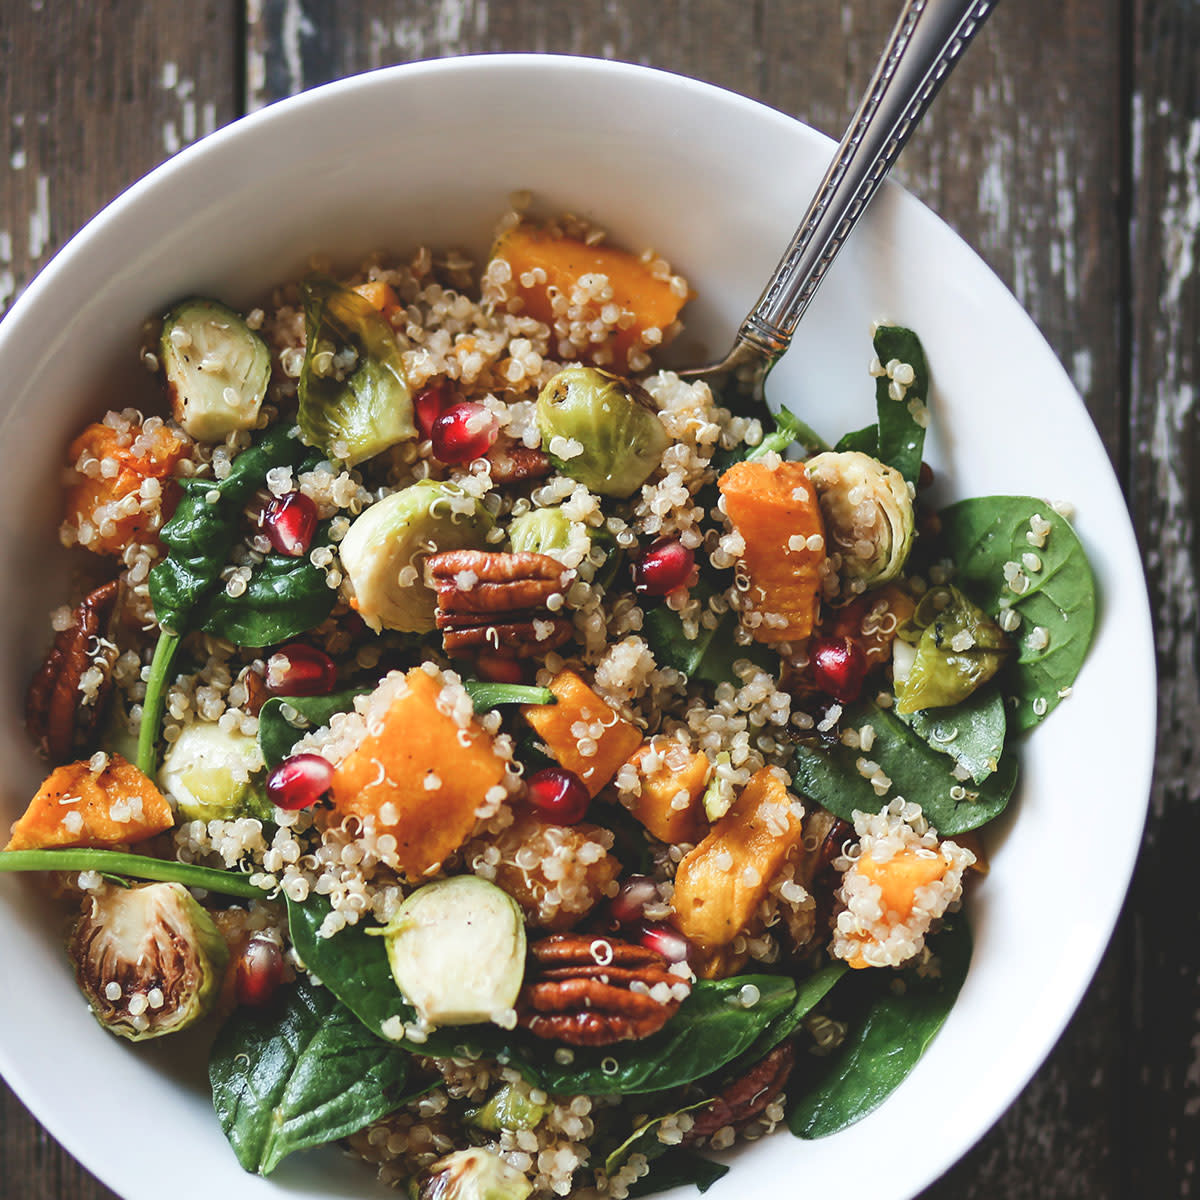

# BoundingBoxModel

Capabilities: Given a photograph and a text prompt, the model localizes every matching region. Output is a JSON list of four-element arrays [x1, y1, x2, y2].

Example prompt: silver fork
[[683, 0, 999, 416]]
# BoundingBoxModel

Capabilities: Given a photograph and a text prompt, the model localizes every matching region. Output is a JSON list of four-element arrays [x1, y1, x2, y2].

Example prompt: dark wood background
[[1, 1, 1195, 1197]]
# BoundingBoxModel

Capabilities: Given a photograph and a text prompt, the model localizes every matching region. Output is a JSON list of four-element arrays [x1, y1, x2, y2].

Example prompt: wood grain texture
[[1127, 0, 1200, 1195], [2, 0, 1191, 1197]]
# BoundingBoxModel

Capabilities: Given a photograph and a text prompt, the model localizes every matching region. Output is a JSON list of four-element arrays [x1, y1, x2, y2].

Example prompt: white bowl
[[0, 55, 1154, 1200]]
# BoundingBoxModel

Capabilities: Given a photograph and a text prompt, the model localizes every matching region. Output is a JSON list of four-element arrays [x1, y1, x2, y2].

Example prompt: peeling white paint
[[281, 0, 316, 95], [27, 174, 50, 260], [1071, 348, 1093, 397]]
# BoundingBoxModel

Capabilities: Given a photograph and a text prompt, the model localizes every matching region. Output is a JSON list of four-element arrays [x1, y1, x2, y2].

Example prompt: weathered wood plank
[[1127, 0, 1200, 1195], [0, 3, 237, 1196]]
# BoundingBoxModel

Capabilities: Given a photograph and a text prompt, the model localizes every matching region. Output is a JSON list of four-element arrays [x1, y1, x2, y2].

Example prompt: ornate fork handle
[[735, 0, 998, 363]]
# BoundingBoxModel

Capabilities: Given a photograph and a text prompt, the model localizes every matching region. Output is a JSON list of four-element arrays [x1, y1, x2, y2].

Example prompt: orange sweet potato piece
[[828, 584, 916, 667], [671, 767, 806, 949], [491, 225, 688, 370], [624, 738, 709, 845], [63, 419, 188, 555], [855, 848, 948, 921], [718, 460, 826, 644], [523, 670, 642, 797], [330, 669, 508, 881], [352, 280, 400, 317], [7, 753, 174, 851]]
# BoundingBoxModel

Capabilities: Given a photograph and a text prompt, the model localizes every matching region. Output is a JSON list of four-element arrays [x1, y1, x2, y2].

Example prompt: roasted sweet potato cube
[[718, 460, 826, 644], [671, 767, 806, 949], [523, 670, 642, 798], [330, 669, 509, 881], [63, 419, 188, 556], [7, 753, 174, 851], [491, 225, 688, 371], [623, 738, 709, 845]]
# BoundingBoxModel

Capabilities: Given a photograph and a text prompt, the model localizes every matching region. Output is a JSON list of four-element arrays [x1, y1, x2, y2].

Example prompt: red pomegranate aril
[[608, 874, 659, 925], [267, 753, 334, 811], [235, 935, 285, 1007], [266, 643, 337, 697], [640, 922, 696, 967], [262, 491, 318, 557], [525, 766, 590, 825], [431, 402, 499, 465], [414, 380, 454, 441], [809, 635, 868, 703], [632, 537, 695, 596]]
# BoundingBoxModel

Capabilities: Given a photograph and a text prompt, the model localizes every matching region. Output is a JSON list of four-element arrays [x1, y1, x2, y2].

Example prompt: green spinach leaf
[[627, 1148, 729, 1197], [604, 1100, 712, 1177], [872, 324, 929, 486], [209, 975, 416, 1175], [734, 962, 847, 1069], [937, 496, 1097, 730], [538, 975, 795, 1096], [643, 592, 775, 689], [462, 682, 556, 711], [0, 848, 262, 898], [835, 424, 879, 456], [258, 688, 370, 769], [299, 277, 415, 466], [788, 919, 972, 1138], [897, 688, 1006, 784], [790, 697, 1017, 834]]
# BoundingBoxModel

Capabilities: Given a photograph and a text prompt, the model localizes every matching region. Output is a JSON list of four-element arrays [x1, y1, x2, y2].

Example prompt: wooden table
[[1, 2, 1193, 1197]]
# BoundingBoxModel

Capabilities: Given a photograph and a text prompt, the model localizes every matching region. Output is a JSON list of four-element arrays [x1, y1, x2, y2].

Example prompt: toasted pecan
[[518, 933, 687, 1046], [26, 580, 121, 763], [685, 1041, 796, 1141], [427, 550, 574, 659], [486, 436, 552, 485]]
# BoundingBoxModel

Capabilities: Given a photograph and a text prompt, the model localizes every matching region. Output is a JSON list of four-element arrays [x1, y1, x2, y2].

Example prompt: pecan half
[[685, 1041, 795, 1142], [518, 933, 687, 1046], [26, 580, 121, 763], [427, 550, 574, 658], [486, 435, 552, 485]]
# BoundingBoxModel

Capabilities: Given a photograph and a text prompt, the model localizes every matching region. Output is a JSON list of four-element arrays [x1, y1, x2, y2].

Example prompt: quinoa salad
[[4, 200, 1097, 1199]]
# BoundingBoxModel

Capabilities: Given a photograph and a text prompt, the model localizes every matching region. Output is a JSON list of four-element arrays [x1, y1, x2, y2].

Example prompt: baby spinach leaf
[[937, 497, 1097, 731], [744, 406, 829, 461], [734, 962, 848, 1068], [643, 592, 775, 689], [299, 277, 415, 466], [872, 324, 929, 486], [462, 681, 555, 711], [790, 697, 1017, 835], [209, 975, 416, 1175], [258, 688, 370, 769], [604, 1099, 712, 1177], [626, 1148, 729, 1197], [898, 688, 1006, 784], [788, 919, 972, 1138], [835, 424, 878, 456], [537, 975, 795, 1096]]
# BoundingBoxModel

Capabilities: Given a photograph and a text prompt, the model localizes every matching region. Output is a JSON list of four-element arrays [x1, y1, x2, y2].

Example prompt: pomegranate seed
[[266, 643, 337, 697], [262, 491, 318, 557], [267, 753, 334, 810], [235, 935, 285, 1007], [607, 875, 659, 925], [632, 537, 695, 596], [809, 635, 868, 703], [525, 766, 590, 824], [431, 402, 499, 465], [640, 922, 697, 968], [474, 652, 527, 684], [414, 380, 454, 441]]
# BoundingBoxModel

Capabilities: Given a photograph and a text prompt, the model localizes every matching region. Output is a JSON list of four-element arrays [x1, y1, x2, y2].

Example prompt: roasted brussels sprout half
[[374, 875, 525, 1027], [894, 585, 1009, 713], [806, 450, 915, 596], [299, 277, 416, 466], [465, 1083, 550, 1133], [506, 506, 572, 555], [420, 1149, 533, 1200], [159, 722, 271, 823], [70, 881, 229, 1041], [536, 366, 668, 497], [160, 298, 271, 442], [338, 480, 493, 633]]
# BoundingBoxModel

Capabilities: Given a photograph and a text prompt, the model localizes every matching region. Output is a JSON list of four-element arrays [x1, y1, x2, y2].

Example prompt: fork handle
[[738, 0, 998, 360]]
